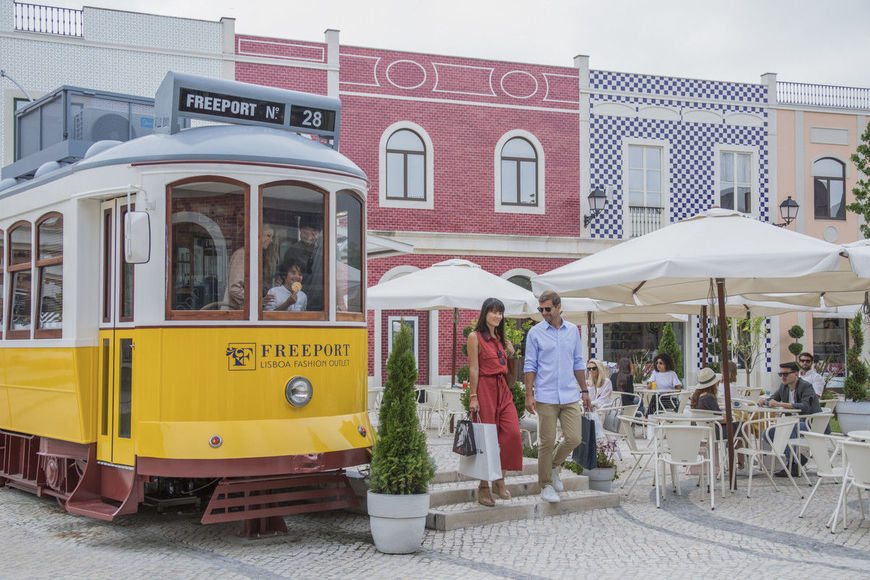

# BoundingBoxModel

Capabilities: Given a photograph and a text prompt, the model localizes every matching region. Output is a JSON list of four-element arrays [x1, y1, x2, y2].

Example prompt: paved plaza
[[3, 429, 869, 579]]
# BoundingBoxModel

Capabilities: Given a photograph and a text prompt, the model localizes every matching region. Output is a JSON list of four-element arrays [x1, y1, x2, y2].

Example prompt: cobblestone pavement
[[3, 429, 870, 579]]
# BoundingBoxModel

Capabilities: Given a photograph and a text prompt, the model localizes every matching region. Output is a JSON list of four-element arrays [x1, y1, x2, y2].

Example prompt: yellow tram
[[0, 73, 373, 533]]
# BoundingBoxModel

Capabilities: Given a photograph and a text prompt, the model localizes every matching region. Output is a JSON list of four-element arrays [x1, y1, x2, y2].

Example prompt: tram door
[[96, 199, 136, 466]]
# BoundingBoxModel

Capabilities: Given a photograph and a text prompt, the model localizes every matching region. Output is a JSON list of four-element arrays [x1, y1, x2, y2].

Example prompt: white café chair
[[797, 432, 847, 520], [788, 412, 833, 485], [732, 417, 804, 499], [654, 424, 716, 510], [618, 414, 656, 496], [832, 440, 870, 533], [439, 390, 466, 437]]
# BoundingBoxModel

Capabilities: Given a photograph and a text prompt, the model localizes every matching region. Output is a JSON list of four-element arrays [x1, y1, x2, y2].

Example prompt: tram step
[[66, 498, 123, 521], [426, 487, 620, 531]]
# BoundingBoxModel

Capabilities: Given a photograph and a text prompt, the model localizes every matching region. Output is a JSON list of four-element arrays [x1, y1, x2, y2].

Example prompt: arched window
[[36, 213, 63, 337], [500, 137, 538, 206], [7, 221, 32, 338], [386, 129, 426, 200], [507, 274, 532, 291], [0, 228, 4, 338], [813, 157, 846, 220]]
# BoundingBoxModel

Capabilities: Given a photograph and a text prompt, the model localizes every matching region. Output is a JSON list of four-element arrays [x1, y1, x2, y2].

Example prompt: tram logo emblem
[[226, 343, 256, 371]]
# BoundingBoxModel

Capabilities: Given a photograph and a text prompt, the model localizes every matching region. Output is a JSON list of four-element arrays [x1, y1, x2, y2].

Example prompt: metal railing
[[777, 81, 870, 110], [14, 2, 83, 37], [628, 205, 664, 238]]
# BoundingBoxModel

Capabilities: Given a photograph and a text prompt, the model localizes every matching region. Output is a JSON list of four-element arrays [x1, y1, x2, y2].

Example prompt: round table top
[[636, 388, 680, 394], [847, 430, 870, 441], [650, 412, 723, 422]]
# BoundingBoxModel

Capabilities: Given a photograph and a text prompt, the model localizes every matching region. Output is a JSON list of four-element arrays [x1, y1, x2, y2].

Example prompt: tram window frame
[[0, 228, 4, 339], [6, 220, 33, 339], [118, 204, 134, 322], [335, 189, 365, 322], [259, 180, 328, 322], [34, 212, 63, 339], [166, 176, 250, 321], [102, 208, 113, 323]]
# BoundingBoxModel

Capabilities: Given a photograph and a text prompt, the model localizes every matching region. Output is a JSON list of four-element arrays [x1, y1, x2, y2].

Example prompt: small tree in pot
[[368, 321, 435, 553], [837, 313, 870, 434]]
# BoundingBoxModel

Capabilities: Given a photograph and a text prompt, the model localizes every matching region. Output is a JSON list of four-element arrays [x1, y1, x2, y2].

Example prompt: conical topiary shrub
[[845, 313, 869, 402], [369, 320, 435, 495]]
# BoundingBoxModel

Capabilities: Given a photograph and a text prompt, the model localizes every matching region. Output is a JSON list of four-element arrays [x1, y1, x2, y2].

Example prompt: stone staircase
[[349, 458, 620, 531]]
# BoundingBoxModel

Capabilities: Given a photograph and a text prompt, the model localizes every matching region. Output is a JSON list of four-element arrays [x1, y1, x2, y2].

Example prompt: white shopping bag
[[588, 411, 606, 440], [458, 422, 502, 481]]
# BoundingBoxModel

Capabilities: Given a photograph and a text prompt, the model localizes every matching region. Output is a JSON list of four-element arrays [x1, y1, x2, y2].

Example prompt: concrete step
[[432, 457, 538, 484], [426, 487, 620, 531], [428, 472, 587, 507]]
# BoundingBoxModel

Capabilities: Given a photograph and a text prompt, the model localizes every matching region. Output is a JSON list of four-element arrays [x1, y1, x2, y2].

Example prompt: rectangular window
[[261, 182, 326, 320], [602, 321, 685, 376], [388, 316, 419, 364], [627, 145, 663, 207], [168, 179, 248, 320], [36, 213, 62, 337], [119, 205, 134, 321], [118, 338, 133, 439], [100, 338, 111, 436], [720, 151, 752, 213], [102, 209, 112, 323], [813, 317, 848, 375], [336, 191, 364, 318]]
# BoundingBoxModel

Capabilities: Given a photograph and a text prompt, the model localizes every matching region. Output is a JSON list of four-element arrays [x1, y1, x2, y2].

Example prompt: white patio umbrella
[[532, 208, 870, 481], [367, 258, 537, 385]]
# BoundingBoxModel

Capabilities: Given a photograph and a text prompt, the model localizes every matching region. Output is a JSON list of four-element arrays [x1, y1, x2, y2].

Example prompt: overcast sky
[[50, 0, 870, 87]]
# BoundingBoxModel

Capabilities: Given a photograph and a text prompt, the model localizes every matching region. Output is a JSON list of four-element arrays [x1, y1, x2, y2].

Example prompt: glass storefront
[[812, 317, 848, 376], [603, 321, 685, 374]]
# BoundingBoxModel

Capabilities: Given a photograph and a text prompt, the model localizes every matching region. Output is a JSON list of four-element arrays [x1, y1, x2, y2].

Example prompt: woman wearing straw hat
[[691, 367, 745, 472]]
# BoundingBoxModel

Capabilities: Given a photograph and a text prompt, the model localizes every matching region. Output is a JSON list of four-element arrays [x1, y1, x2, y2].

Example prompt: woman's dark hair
[[615, 357, 632, 392], [474, 297, 506, 348], [691, 384, 717, 409], [655, 352, 674, 372]]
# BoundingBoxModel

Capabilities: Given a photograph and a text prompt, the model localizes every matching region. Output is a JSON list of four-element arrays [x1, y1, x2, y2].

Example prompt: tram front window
[[169, 179, 248, 317], [261, 182, 326, 318]]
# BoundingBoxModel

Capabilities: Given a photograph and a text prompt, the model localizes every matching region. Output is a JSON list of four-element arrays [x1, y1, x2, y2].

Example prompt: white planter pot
[[367, 490, 430, 554], [836, 401, 870, 435], [587, 467, 615, 492]]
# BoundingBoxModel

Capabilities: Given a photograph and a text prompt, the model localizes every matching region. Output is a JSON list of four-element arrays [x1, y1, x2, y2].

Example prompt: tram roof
[[0, 124, 366, 198]]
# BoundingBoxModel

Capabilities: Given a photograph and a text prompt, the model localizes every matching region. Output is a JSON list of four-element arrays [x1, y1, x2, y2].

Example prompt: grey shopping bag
[[458, 421, 502, 481]]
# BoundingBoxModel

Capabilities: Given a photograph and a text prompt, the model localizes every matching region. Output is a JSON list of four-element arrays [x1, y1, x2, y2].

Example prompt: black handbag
[[571, 416, 598, 471], [453, 415, 477, 456]]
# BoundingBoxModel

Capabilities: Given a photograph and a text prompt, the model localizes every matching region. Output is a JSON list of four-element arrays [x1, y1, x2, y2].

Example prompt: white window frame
[[621, 138, 670, 236], [714, 144, 759, 218], [494, 130, 545, 215], [379, 121, 434, 210], [388, 315, 419, 364]]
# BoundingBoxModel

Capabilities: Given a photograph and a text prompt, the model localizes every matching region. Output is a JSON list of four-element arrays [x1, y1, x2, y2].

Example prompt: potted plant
[[367, 321, 436, 554], [836, 313, 870, 434], [586, 439, 618, 492]]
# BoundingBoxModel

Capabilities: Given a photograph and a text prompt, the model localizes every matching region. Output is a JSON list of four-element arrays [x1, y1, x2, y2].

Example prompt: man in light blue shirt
[[524, 290, 590, 503]]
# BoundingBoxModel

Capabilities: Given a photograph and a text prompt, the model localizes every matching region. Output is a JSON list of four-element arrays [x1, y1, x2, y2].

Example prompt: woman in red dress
[[467, 298, 523, 506]]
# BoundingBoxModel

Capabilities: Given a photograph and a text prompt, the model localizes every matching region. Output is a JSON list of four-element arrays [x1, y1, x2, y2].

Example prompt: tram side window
[[0, 229, 4, 337], [336, 191, 364, 315], [169, 179, 248, 318], [7, 222, 32, 338], [36, 213, 63, 336], [261, 182, 326, 318]]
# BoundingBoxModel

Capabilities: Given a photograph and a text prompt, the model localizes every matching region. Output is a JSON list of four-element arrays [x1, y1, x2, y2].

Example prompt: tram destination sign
[[289, 105, 336, 133], [179, 88, 286, 125]]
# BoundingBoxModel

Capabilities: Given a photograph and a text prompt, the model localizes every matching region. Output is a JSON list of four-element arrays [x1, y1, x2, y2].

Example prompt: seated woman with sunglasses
[[646, 352, 682, 414], [467, 297, 522, 506], [586, 358, 614, 410]]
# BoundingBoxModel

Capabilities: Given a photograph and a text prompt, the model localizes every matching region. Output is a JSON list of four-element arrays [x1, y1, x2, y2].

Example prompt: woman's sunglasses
[[587, 366, 598, 371]]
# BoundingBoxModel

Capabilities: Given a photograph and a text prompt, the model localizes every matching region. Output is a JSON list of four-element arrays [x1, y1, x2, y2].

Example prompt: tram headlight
[[285, 376, 313, 407]]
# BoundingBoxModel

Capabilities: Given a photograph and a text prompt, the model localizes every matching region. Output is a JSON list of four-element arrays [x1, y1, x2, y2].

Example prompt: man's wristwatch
[[580, 389, 589, 393]]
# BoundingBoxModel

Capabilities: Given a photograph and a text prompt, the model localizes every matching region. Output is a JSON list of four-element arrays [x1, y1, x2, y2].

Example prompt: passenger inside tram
[[264, 255, 307, 311], [281, 214, 323, 311], [226, 224, 279, 310]]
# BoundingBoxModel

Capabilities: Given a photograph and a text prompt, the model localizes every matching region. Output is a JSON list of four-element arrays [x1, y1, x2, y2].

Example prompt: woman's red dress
[[473, 331, 522, 471]]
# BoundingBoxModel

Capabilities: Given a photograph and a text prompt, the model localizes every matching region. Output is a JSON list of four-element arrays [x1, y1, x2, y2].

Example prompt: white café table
[[635, 388, 681, 414]]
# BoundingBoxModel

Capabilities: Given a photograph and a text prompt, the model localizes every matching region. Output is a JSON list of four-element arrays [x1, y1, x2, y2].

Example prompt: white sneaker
[[552, 467, 565, 492], [541, 484, 561, 503]]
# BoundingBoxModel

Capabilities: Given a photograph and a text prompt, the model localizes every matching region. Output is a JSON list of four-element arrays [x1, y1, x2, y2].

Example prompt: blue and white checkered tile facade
[[591, 71, 767, 103], [588, 71, 769, 239], [693, 316, 773, 373]]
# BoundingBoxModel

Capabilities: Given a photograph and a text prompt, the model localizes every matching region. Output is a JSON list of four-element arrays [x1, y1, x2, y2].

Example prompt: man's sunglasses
[[777, 371, 795, 377], [537, 306, 553, 313], [799, 359, 813, 363]]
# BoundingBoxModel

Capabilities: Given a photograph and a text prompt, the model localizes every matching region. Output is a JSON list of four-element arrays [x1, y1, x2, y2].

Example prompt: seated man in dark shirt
[[759, 361, 824, 477]]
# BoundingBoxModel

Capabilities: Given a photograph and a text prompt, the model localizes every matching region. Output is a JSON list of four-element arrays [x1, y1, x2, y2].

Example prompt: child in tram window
[[265, 256, 307, 312]]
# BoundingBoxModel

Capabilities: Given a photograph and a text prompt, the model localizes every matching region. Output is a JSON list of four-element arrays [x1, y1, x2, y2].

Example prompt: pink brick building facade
[[235, 32, 589, 385]]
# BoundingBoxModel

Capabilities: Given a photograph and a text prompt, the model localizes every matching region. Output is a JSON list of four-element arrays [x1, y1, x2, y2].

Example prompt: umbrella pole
[[701, 306, 708, 365], [716, 278, 736, 490], [587, 312, 593, 361], [451, 308, 458, 387]]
